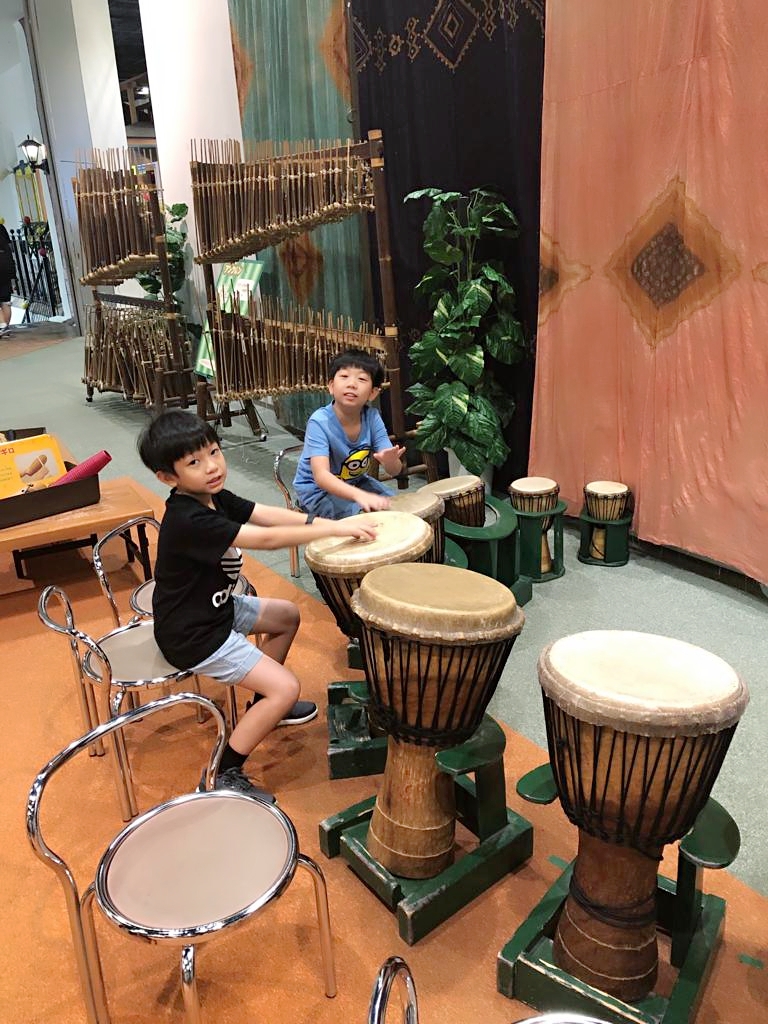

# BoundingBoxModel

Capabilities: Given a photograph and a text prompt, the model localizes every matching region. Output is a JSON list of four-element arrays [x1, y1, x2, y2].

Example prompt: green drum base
[[320, 716, 533, 944], [347, 637, 363, 670], [513, 501, 567, 582], [444, 493, 526, 590], [327, 681, 387, 780], [577, 510, 633, 567], [444, 536, 469, 568], [500, 768, 740, 1024]]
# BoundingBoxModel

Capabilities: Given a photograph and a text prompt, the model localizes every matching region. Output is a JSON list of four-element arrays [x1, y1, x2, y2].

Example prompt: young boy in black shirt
[[138, 410, 377, 802]]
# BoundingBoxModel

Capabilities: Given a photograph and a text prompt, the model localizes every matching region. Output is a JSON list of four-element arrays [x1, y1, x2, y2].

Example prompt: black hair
[[328, 348, 385, 388], [137, 410, 221, 474]]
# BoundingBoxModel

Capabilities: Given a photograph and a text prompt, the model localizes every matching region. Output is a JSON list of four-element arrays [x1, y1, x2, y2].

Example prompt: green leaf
[[432, 380, 470, 429], [409, 331, 447, 379], [404, 187, 444, 202], [169, 202, 189, 219], [424, 238, 463, 266], [414, 413, 449, 453], [406, 382, 437, 416], [485, 314, 526, 364], [446, 343, 484, 386], [451, 433, 494, 476], [415, 266, 452, 300], [481, 264, 515, 297], [459, 279, 493, 317], [433, 294, 456, 330]]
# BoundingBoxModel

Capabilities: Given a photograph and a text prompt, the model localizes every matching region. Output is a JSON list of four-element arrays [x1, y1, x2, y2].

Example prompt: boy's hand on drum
[[358, 493, 391, 512], [335, 518, 378, 542]]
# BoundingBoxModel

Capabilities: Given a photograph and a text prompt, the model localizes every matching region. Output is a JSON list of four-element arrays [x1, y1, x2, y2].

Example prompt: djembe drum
[[304, 511, 433, 641], [539, 630, 748, 1001], [418, 475, 486, 528], [583, 480, 632, 560], [351, 563, 525, 878], [389, 490, 446, 564], [508, 476, 559, 574]]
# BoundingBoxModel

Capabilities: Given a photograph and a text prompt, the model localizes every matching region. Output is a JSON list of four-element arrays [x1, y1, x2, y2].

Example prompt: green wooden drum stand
[[514, 500, 567, 582], [326, 539, 469, 781], [497, 763, 740, 1024], [444, 495, 533, 607], [320, 716, 533, 944], [577, 509, 633, 567]]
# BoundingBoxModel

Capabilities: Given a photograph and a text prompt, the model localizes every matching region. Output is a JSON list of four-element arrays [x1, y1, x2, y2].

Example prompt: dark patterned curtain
[[349, 0, 545, 482]]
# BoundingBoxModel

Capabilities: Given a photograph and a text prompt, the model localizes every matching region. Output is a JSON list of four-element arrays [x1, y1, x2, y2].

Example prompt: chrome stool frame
[[368, 956, 419, 1024], [39, 586, 194, 820], [274, 443, 305, 578], [27, 692, 337, 1024]]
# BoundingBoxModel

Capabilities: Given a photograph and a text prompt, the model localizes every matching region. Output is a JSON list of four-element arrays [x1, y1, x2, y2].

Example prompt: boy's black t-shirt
[[152, 488, 255, 669]]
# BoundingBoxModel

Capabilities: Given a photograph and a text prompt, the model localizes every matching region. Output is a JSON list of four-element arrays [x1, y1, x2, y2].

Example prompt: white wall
[[139, 0, 242, 319], [27, 0, 127, 322]]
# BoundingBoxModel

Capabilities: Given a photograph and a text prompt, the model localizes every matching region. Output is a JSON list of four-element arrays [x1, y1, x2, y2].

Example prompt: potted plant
[[404, 187, 528, 478], [135, 202, 189, 305]]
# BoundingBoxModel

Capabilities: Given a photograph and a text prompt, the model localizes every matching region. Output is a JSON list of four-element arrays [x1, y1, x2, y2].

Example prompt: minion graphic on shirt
[[339, 446, 372, 481]]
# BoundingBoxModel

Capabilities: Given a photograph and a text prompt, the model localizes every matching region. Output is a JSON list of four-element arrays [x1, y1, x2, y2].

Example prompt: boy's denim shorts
[[189, 595, 263, 685]]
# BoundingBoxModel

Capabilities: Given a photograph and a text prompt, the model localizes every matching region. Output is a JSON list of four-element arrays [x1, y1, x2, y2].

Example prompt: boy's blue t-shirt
[[294, 402, 391, 506]]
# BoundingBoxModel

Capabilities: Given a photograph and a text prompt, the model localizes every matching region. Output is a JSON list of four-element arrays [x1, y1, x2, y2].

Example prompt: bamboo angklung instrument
[[190, 130, 405, 441], [74, 149, 196, 410]]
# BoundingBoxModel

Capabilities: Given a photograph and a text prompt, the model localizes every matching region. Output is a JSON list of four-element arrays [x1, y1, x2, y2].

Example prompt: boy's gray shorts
[[189, 595, 263, 684]]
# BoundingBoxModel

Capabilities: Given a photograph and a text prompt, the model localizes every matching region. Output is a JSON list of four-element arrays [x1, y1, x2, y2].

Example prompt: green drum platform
[[497, 763, 740, 1024], [321, 716, 533, 944], [513, 499, 567, 582], [577, 508, 633, 567], [444, 494, 532, 606]]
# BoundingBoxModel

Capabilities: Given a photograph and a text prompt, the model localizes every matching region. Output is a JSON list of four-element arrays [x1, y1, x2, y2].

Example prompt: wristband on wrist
[[305, 513, 315, 525]]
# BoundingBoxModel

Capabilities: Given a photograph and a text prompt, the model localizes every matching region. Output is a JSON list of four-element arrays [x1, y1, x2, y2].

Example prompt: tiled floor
[[3, 334, 766, 896]]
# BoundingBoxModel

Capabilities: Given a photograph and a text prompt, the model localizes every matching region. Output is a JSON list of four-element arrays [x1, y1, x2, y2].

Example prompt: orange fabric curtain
[[530, 2, 768, 582]]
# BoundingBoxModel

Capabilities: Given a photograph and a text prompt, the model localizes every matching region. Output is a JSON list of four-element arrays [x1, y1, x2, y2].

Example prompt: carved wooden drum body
[[583, 480, 632, 560], [539, 631, 748, 1001], [351, 563, 525, 879], [508, 476, 559, 573], [418, 475, 486, 528]]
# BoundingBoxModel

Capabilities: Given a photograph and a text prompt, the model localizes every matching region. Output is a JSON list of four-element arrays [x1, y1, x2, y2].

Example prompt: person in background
[[293, 349, 405, 518]]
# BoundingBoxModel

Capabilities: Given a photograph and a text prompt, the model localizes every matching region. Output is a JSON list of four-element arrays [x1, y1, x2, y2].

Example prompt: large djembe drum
[[508, 476, 559, 574], [583, 480, 632, 560], [389, 490, 445, 564], [304, 511, 433, 640], [538, 631, 748, 1001], [418, 475, 486, 528], [351, 563, 525, 879]]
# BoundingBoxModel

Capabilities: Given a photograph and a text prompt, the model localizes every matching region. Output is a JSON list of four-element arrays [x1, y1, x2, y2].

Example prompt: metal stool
[[273, 443, 305, 578], [27, 692, 336, 1024], [368, 956, 418, 1024], [39, 585, 194, 820]]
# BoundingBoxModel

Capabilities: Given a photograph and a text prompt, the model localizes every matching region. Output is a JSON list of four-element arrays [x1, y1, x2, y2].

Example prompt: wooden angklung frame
[[75, 151, 196, 409], [190, 130, 406, 442]]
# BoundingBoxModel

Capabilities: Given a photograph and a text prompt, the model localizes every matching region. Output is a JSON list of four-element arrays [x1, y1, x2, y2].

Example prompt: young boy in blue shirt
[[293, 349, 406, 518], [138, 410, 377, 802]]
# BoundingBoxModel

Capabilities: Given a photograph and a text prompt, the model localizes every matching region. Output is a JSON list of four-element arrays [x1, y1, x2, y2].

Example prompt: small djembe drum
[[583, 480, 632, 560], [418, 475, 486, 528], [508, 476, 559, 574], [538, 630, 748, 1001], [351, 563, 525, 879], [304, 511, 433, 641], [389, 490, 446, 564]]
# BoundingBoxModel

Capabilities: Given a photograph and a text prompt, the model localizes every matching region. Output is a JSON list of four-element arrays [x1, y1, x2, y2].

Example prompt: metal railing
[[8, 221, 63, 321]]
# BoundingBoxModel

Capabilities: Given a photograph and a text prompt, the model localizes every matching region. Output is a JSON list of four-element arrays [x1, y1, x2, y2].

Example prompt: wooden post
[[368, 129, 405, 443]]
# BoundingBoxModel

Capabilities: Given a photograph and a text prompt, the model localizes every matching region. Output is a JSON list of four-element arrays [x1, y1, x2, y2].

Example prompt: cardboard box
[[0, 428, 101, 529]]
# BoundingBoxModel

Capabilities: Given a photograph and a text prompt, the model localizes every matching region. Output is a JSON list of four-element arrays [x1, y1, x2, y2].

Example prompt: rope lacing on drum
[[568, 874, 657, 929]]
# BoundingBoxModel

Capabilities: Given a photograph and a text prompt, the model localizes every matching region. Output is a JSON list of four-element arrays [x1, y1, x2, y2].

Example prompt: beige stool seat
[[84, 620, 189, 688], [98, 791, 295, 935]]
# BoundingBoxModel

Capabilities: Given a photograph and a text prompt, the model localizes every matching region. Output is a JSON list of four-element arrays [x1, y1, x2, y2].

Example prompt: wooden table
[[0, 476, 155, 579]]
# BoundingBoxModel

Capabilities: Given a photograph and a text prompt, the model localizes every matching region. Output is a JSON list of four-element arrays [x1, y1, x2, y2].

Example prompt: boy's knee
[[284, 672, 301, 705]]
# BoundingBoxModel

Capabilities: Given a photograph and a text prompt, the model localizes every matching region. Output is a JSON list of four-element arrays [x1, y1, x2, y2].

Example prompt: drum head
[[389, 489, 444, 520], [418, 475, 484, 499], [304, 511, 432, 575], [539, 630, 749, 736], [584, 480, 629, 497], [351, 562, 524, 641], [510, 476, 558, 495]]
